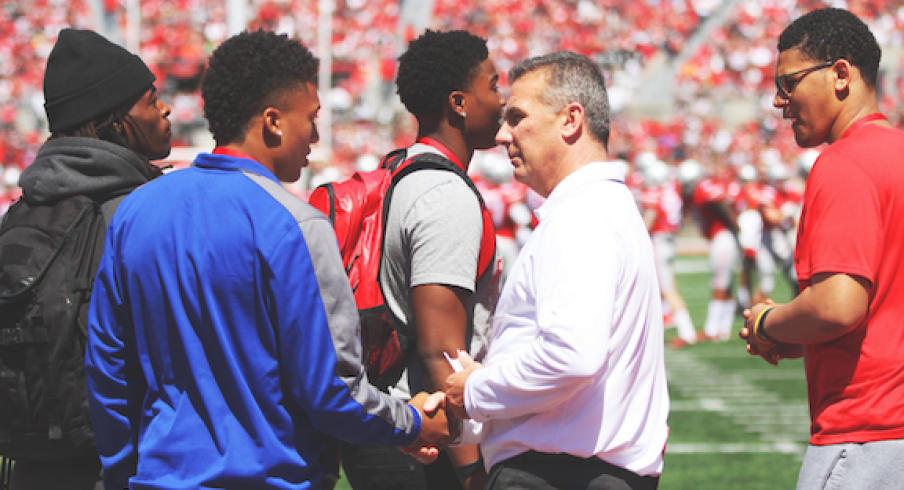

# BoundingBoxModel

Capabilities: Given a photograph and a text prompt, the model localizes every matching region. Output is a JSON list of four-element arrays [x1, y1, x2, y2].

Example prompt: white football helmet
[[796, 149, 820, 178], [643, 160, 670, 187]]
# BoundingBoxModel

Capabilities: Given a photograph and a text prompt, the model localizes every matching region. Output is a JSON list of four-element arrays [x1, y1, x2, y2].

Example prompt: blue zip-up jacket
[[85, 153, 421, 490]]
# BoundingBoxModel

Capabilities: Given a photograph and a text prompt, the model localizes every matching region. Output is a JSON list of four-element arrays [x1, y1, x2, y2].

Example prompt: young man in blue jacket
[[85, 30, 452, 490]]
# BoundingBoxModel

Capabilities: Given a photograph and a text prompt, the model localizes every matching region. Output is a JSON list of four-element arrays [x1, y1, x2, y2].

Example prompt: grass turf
[[658, 256, 806, 489]]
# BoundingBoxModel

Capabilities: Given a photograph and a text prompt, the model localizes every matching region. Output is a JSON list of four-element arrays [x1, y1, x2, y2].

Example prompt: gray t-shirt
[[380, 144, 499, 398]]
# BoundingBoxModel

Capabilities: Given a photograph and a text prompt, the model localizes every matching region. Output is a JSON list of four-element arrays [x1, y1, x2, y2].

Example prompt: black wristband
[[455, 456, 484, 480], [755, 307, 774, 343]]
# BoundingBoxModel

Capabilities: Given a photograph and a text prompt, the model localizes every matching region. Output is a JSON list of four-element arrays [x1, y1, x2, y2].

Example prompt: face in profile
[[462, 59, 506, 150], [124, 86, 172, 160], [495, 70, 560, 197], [772, 48, 838, 148], [273, 81, 321, 183]]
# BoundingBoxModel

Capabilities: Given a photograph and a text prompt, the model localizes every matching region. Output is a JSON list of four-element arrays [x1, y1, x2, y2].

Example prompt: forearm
[[761, 273, 869, 344], [420, 351, 459, 392], [446, 445, 486, 490], [412, 284, 470, 391], [446, 444, 481, 467], [465, 343, 597, 422]]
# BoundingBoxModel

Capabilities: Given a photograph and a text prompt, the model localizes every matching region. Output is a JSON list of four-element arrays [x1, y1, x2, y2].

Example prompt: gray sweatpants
[[797, 438, 904, 489]]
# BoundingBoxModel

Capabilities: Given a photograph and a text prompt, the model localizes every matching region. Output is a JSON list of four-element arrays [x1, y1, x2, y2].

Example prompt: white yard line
[[667, 442, 805, 454], [665, 348, 811, 455]]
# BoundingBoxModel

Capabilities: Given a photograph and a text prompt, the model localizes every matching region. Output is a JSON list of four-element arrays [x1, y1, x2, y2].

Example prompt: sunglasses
[[774, 59, 840, 99]]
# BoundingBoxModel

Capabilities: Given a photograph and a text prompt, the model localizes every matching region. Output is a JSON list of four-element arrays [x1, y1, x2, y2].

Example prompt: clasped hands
[[401, 351, 483, 462], [739, 300, 801, 366]]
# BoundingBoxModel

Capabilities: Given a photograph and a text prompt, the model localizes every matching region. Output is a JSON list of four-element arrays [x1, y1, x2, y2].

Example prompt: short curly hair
[[778, 7, 881, 89], [396, 30, 489, 118], [202, 30, 319, 145]]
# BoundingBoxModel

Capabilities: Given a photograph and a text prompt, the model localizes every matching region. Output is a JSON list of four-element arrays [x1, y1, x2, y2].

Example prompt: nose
[[495, 123, 511, 146], [159, 99, 172, 118], [772, 92, 788, 109], [311, 122, 320, 144]]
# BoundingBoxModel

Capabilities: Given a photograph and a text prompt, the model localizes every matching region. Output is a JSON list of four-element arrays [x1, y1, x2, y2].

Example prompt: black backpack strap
[[388, 152, 495, 280], [390, 153, 488, 208], [379, 148, 409, 171], [100, 194, 128, 228], [322, 183, 338, 226]]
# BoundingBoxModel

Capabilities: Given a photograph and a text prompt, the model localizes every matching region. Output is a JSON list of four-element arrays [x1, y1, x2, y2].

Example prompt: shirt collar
[[193, 148, 282, 185], [535, 161, 626, 222]]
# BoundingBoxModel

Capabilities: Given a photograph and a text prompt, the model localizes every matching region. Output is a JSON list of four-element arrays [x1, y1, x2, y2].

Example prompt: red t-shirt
[[795, 121, 904, 445]]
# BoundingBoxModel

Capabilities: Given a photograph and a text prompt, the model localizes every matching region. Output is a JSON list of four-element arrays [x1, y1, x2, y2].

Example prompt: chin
[[512, 170, 527, 185], [794, 132, 821, 149], [283, 173, 302, 183], [475, 136, 500, 151], [149, 147, 172, 161]]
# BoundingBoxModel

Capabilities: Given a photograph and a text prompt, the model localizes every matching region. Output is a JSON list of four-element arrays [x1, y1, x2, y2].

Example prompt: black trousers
[[339, 442, 461, 490], [486, 451, 659, 490]]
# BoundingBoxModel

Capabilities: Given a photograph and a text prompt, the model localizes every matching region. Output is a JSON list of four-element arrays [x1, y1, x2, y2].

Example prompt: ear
[[832, 59, 853, 92], [448, 91, 467, 119], [560, 102, 584, 140], [262, 106, 284, 138]]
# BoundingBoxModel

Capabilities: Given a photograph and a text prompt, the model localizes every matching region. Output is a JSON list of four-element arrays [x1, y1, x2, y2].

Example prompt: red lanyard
[[212, 147, 255, 160], [415, 136, 464, 170], [840, 113, 887, 140]]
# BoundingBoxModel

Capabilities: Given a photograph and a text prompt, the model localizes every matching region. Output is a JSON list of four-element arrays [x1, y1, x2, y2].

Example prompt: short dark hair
[[202, 30, 319, 145], [509, 51, 611, 148], [396, 30, 489, 118], [778, 7, 881, 88]]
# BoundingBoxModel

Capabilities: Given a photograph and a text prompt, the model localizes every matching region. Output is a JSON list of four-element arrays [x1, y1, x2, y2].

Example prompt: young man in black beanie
[[6, 28, 171, 490]]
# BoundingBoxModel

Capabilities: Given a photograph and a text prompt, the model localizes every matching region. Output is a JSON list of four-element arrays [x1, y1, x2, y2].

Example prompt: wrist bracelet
[[753, 306, 775, 343], [455, 456, 484, 480]]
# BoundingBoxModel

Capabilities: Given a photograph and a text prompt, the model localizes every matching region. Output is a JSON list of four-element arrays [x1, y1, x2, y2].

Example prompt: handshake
[[400, 351, 483, 463]]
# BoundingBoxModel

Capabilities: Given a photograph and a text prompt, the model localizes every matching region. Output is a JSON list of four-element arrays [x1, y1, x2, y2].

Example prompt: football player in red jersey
[[639, 160, 698, 348], [679, 158, 742, 342]]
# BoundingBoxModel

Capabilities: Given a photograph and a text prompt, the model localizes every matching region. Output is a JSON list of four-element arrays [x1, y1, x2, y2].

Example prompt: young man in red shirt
[[742, 8, 904, 487]]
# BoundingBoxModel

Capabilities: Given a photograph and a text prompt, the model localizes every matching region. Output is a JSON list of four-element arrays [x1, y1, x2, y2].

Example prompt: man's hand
[[443, 351, 483, 420], [741, 301, 776, 356], [740, 300, 801, 365], [401, 391, 458, 464]]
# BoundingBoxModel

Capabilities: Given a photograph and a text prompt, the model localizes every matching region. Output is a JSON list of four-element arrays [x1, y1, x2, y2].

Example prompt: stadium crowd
[[2, 0, 904, 219]]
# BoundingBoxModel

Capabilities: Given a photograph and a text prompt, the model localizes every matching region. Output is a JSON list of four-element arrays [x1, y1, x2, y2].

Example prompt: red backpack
[[309, 149, 496, 389]]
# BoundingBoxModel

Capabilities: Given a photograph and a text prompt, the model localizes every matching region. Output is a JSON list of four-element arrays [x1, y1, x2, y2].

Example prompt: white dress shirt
[[463, 162, 670, 476]]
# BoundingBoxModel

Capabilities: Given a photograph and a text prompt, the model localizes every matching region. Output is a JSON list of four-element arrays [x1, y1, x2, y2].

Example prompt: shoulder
[[392, 168, 482, 214], [242, 171, 327, 225]]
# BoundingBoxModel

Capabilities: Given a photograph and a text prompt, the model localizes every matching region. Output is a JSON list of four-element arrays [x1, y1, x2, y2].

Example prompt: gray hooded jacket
[[18, 137, 156, 222]]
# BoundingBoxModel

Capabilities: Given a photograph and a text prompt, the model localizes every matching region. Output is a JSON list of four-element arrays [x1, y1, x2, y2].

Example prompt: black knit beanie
[[43, 29, 156, 133]]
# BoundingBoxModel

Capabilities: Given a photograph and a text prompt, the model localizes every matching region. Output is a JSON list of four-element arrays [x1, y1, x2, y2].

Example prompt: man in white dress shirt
[[438, 51, 670, 490]]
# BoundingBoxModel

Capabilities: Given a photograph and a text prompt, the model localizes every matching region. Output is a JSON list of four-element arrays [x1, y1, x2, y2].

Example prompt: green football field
[[657, 256, 806, 489]]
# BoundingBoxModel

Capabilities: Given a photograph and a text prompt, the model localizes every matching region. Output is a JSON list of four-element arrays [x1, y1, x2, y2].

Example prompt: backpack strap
[[379, 148, 410, 172], [386, 152, 497, 282], [100, 194, 128, 228]]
